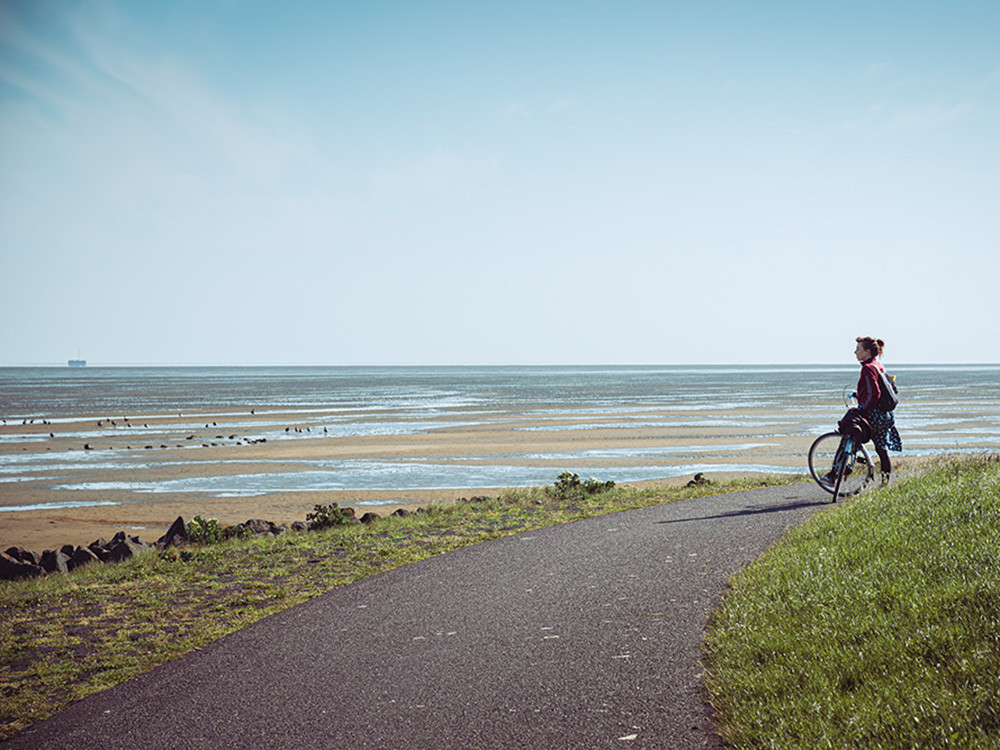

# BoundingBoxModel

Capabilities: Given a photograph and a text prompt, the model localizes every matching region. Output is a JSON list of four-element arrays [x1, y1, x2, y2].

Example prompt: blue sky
[[2, 0, 998, 365]]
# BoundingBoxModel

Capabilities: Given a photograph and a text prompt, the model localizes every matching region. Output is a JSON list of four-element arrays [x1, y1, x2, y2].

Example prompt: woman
[[853, 336, 902, 481]]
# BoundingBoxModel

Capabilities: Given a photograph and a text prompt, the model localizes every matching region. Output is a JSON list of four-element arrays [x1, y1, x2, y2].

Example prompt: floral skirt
[[868, 408, 902, 452]]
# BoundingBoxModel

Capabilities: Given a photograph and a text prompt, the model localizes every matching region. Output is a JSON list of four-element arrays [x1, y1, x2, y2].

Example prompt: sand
[[1, 404, 821, 553]]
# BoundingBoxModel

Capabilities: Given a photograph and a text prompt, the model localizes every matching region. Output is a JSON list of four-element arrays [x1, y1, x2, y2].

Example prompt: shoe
[[880, 472, 891, 485], [819, 471, 836, 489]]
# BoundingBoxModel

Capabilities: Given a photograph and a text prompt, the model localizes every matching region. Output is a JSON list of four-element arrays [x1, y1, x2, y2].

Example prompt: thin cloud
[[967, 65, 1000, 93], [863, 61, 891, 80], [0, 13, 110, 115], [841, 100, 971, 132], [5, 3, 301, 192], [369, 148, 498, 196], [501, 102, 530, 121], [886, 102, 972, 130]]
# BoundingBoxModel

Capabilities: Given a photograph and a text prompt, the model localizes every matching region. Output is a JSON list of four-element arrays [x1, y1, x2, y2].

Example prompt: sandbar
[[0, 401, 834, 552]]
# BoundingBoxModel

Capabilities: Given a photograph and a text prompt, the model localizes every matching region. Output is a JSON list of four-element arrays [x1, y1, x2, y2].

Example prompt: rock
[[359, 512, 380, 524], [68, 545, 101, 571], [108, 531, 148, 549], [104, 542, 132, 563], [1, 551, 45, 581], [290, 521, 309, 532], [105, 535, 145, 562], [40, 549, 70, 574], [156, 516, 188, 548], [88, 542, 112, 562], [245, 518, 269, 534], [4, 546, 38, 565], [391, 508, 411, 518], [686, 472, 712, 487], [245, 519, 281, 536]]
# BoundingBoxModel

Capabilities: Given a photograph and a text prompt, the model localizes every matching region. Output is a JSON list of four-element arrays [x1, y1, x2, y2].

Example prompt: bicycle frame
[[808, 430, 875, 501]]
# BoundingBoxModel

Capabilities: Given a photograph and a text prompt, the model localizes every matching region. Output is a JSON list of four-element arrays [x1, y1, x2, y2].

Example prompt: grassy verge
[[705, 455, 1000, 749], [0, 473, 795, 741]]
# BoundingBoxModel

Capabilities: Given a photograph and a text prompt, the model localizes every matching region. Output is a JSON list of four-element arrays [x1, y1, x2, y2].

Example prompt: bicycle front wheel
[[808, 432, 874, 498]]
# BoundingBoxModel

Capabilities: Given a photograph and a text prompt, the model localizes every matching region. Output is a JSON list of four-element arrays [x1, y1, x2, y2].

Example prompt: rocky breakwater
[[0, 505, 423, 582], [2, 531, 155, 581]]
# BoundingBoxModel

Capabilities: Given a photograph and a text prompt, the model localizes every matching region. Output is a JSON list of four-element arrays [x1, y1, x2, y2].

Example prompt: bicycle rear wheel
[[808, 432, 874, 498]]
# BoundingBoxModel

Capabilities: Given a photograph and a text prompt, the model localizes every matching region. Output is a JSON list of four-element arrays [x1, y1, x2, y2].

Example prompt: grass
[[704, 454, 1000, 749], [0, 473, 792, 741]]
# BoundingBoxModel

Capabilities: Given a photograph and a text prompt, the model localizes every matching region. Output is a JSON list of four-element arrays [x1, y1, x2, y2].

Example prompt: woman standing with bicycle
[[854, 336, 902, 482]]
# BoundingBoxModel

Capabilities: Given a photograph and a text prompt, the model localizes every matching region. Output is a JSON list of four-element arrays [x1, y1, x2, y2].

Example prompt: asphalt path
[[5, 482, 833, 749]]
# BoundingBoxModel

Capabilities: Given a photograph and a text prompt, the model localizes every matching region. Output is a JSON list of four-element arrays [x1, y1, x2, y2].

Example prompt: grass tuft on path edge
[[704, 454, 1000, 749]]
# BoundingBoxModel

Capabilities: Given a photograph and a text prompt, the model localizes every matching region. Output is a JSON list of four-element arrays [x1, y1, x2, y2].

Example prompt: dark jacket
[[856, 359, 884, 415]]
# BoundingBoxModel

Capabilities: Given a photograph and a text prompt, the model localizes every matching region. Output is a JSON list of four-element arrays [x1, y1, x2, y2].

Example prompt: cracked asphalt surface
[[4, 482, 832, 749]]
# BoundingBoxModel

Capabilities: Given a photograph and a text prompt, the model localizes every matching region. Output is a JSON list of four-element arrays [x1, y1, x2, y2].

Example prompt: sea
[[1, 365, 999, 506]]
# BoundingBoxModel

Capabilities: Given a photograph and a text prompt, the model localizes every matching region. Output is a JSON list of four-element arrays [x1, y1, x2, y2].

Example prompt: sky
[[1, 0, 998, 366]]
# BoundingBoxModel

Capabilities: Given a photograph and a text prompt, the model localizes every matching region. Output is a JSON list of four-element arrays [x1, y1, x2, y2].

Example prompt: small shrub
[[186, 515, 224, 544], [306, 503, 352, 529], [549, 472, 615, 500], [583, 476, 616, 494], [223, 524, 253, 540]]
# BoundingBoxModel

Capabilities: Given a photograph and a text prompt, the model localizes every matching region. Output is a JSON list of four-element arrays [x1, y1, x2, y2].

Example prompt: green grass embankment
[[0, 473, 793, 741], [705, 455, 1000, 749]]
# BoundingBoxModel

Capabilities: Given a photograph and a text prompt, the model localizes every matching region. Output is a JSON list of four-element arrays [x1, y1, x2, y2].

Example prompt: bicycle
[[807, 388, 875, 501]]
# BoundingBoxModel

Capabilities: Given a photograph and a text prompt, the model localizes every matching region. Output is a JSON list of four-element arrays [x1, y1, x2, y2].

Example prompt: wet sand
[[0, 402, 832, 552], [5, 364, 997, 555]]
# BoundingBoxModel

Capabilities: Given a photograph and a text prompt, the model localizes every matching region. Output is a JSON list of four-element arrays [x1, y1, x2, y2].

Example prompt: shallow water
[[2, 365, 998, 508]]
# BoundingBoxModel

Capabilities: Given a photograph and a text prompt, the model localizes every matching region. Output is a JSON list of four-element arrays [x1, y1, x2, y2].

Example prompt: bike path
[[5, 483, 833, 749]]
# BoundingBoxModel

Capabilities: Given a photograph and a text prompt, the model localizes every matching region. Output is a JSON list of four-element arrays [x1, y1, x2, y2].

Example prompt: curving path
[[4, 483, 831, 749]]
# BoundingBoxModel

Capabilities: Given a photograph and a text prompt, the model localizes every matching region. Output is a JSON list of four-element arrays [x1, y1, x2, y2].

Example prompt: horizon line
[[2, 361, 998, 369]]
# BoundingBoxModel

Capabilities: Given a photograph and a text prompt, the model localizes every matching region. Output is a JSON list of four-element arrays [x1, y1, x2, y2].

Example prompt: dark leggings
[[874, 445, 891, 475]]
